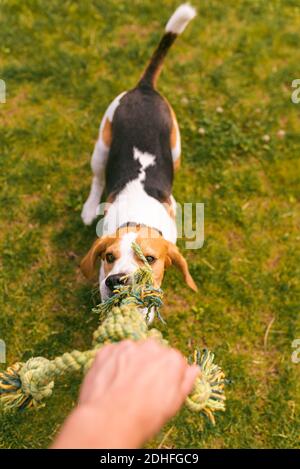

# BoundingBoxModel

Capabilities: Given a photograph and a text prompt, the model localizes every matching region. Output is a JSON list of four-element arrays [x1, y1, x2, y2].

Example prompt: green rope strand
[[0, 242, 227, 424]]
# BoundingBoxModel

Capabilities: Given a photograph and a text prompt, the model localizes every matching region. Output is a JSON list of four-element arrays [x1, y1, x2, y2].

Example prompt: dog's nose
[[105, 273, 128, 292]]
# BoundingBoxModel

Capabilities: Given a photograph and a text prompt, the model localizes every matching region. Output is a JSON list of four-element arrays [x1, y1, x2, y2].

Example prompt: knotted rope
[[0, 242, 226, 425]]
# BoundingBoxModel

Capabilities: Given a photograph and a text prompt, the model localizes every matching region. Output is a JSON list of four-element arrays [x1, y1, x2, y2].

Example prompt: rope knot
[[93, 304, 149, 345], [20, 357, 54, 403], [186, 350, 226, 425]]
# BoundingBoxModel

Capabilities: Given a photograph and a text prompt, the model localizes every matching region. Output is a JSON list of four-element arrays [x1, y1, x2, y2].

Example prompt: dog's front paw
[[81, 199, 99, 226]]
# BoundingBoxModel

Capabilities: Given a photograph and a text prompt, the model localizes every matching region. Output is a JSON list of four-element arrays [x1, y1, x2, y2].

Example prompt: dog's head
[[80, 226, 197, 300]]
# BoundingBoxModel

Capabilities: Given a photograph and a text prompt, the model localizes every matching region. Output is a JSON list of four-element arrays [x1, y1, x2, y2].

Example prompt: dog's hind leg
[[81, 92, 126, 226]]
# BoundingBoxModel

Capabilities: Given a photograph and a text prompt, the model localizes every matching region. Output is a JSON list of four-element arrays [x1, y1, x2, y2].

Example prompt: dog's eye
[[105, 253, 115, 264], [145, 255, 156, 264]]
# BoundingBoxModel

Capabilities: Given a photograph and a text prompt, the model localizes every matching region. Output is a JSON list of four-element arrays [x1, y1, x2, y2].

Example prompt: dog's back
[[105, 86, 174, 202]]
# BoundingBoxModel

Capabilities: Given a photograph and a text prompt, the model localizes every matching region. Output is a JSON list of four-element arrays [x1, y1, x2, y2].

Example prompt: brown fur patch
[[102, 118, 112, 147], [163, 198, 176, 220], [163, 98, 181, 171], [173, 158, 181, 171]]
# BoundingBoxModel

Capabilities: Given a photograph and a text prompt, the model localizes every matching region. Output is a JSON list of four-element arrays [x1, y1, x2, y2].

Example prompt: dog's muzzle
[[105, 273, 130, 296]]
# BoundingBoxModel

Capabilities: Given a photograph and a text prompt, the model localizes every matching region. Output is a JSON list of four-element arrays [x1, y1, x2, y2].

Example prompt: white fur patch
[[99, 232, 138, 301], [105, 91, 127, 123], [102, 147, 177, 243], [133, 147, 156, 182], [165, 3, 196, 35], [116, 231, 139, 274]]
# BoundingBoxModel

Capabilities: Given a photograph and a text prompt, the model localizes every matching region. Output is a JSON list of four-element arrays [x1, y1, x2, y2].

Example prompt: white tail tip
[[165, 3, 196, 35]]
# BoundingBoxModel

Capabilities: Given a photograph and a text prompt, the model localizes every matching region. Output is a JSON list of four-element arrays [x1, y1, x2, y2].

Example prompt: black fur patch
[[139, 32, 177, 87], [105, 86, 174, 203]]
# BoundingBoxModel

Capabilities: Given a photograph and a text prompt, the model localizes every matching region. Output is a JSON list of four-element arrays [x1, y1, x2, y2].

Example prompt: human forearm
[[52, 404, 143, 449]]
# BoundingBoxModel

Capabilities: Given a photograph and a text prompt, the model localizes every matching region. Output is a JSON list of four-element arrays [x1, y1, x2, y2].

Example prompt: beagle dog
[[80, 4, 198, 304]]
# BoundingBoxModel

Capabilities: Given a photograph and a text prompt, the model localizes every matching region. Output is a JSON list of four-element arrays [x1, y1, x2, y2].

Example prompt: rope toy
[[0, 242, 226, 425]]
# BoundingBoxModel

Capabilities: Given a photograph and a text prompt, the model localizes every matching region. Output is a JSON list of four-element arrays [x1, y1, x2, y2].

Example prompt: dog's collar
[[118, 222, 163, 237]]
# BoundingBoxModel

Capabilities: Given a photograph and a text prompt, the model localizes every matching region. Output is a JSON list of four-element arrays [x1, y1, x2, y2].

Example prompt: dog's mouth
[[103, 273, 133, 299], [107, 289, 118, 298]]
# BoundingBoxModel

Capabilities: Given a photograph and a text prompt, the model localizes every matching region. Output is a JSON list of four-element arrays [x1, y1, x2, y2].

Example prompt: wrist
[[52, 403, 144, 449]]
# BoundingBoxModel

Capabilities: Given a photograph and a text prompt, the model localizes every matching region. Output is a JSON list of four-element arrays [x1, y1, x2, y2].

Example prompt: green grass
[[0, 0, 299, 448]]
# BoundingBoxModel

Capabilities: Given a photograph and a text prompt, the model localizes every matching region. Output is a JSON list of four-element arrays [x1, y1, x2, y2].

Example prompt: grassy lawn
[[0, 0, 300, 448]]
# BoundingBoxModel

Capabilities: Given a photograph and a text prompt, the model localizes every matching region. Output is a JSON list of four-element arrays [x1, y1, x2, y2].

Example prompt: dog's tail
[[138, 3, 196, 88]]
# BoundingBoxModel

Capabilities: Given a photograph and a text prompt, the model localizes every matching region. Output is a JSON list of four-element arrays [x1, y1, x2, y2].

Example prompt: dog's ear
[[165, 242, 198, 292], [80, 236, 112, 280]]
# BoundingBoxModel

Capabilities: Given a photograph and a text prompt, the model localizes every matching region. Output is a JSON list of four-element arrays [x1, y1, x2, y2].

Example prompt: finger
[[79, 345, 115, 394], [78, 343, 128, 404], [180, 365, 200, 398], [148, 349, 188, 408], [163, 348, 188, 380], [93, 340, 136, 372], [155, 351, 195, 418], [94, 343, 121, 367], [91, 340, 136, 385], [115, 339, 168, 373], [137, 338, 169, 354]]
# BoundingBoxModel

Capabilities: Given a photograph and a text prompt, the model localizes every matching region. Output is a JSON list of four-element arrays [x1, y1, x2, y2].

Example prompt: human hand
[[52, 339, 199, 448]]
